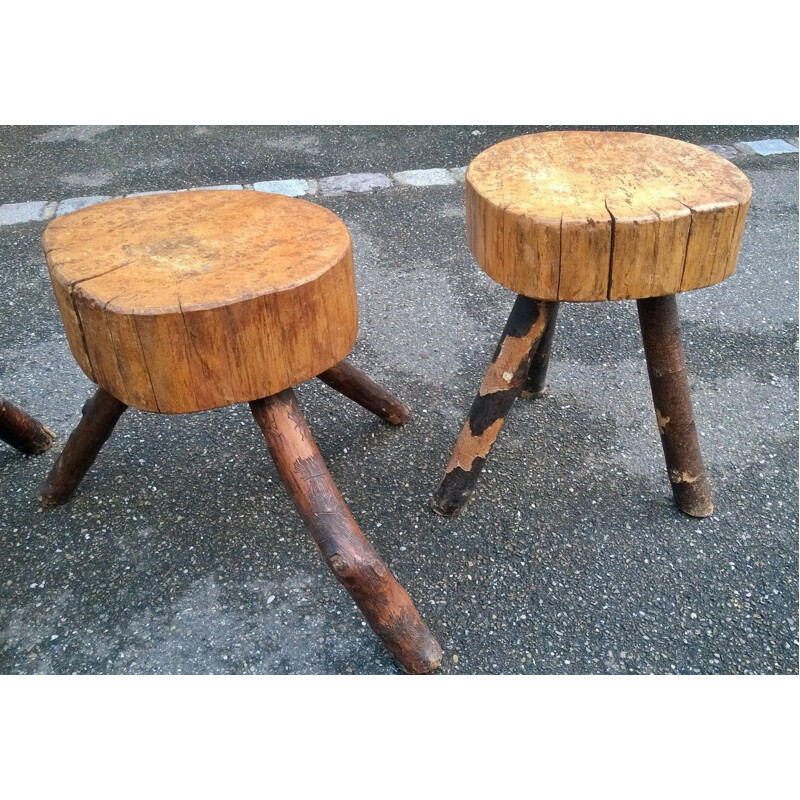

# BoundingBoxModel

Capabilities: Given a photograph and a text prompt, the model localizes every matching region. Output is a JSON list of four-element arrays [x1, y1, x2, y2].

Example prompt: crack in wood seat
[[40, 190, 442, 674], [433, 132, 752, 520]]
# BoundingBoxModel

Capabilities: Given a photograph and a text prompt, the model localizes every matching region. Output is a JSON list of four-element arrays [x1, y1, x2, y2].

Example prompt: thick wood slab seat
[[466, 131, 752, 301], [43, 191, 358, 413]]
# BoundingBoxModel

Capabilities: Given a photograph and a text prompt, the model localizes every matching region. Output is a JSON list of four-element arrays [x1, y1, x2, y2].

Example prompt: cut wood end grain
[[43, 191, 352, 312], [42, 191, 359, 413], [466, 131, 752, 302]]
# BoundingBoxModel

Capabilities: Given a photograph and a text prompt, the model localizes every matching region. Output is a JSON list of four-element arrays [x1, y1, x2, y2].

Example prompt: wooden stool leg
[[431, 295, 554, 516], [521, 302, 560, 399], [40, 388, 128, 507], [318, 359, 411, 425], [637, 295, 714, 518], [250, 389, 442, 674], [0, 394, 56, 455]]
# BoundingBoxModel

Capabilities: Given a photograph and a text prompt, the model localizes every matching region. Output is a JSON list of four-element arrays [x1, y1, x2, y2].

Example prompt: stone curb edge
[[1, 138, 797, 227]]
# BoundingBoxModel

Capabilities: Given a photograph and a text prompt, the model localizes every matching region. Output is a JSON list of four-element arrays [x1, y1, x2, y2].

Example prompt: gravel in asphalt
[[0, 126, 797, 674]]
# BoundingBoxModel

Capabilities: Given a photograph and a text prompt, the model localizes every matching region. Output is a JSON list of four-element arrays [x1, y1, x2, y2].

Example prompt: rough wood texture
[[432, 296, 553, 516], [318, 359, 411, 425], [250, 390, 442, 674], [43, 191, 359, 413], [466, 131, 751, 302], [40, 388, 127, 506], [638, 295, 714, 518], [521, 302, 560, 399], [0, 394, 56, 455]]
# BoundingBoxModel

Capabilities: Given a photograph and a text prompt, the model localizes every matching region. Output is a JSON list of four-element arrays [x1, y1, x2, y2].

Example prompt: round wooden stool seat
[[466, 131, 752, 301], [43, 191, 358, 413]]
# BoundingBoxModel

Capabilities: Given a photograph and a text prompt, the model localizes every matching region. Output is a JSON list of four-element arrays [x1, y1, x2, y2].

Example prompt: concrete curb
[[1, 138, 797, 227]]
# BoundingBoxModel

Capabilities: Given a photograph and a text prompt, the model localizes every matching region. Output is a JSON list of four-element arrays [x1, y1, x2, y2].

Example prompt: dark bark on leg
[[318, 359, 411, 426], [521, 302, 560, 399], [250, 389, 442, 674], [40, 388, 127, 507], [638, 295, 714, 518], [0, 394, 56, 455], [431, 296, 554, 517]]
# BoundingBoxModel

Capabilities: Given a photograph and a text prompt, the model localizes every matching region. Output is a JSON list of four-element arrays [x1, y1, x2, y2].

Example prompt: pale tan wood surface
[[466, 131, 752, 302], [43, 191, 358, 413]]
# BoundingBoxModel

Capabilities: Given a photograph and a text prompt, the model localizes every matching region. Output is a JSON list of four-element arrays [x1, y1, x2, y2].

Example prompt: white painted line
[[392, 168, 457, 187], [253, 178, 317, 197], [740, 139, 799, 156], [0, 201, 51, 225], [126, 189, 183, 197], [4, 140, 791, 228], [188, 184, 244, 191], [318, 172, 393, 196], [55, 196, 112, 216], [703, 144, 739, 159]]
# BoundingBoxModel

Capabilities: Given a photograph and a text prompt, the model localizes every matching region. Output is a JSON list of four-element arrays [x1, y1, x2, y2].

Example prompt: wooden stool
[[432, 131, 751, 519], [0, 393, 55, 454], [40, 190, 442, 674]]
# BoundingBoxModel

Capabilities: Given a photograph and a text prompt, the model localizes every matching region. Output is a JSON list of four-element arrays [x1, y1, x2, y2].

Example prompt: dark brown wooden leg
[[637, 295, 714, 518], [40, 388, 128, 507], [250, 389, 442, 674], [318, 359, 411, 426], [431, 295, 554, 517], [521, 302, 560, 399], [0, 394, 56, 455]]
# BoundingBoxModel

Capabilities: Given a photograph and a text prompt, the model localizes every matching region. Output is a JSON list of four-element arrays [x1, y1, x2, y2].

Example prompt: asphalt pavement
[[0, 125, 797, 674]]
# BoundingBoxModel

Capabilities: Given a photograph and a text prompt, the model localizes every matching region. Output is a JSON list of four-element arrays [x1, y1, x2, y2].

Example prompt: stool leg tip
[[679, 500, 714, 519], [39, 486, 69, 507], [520, 387, 546, 400], [400, 643, 444, 675], [385, 404, 412, 426], [430, 494, 464, 517]]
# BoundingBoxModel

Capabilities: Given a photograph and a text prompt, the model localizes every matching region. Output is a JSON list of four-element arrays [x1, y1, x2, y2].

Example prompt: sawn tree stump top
[[43, 190, 352, 312], [43, 191, 359, 414], [466, 131, 752, 302]]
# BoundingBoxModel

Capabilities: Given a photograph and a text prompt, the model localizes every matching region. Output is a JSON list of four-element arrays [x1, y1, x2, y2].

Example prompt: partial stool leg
[[318, 359, 411, 425], [40, 388, 128, 506], [431, 295, 554, 516], [521, 302, 560, 399], [0, 394, 56, 455], [637, 295, 714, 518], [250, 389, 442, 674]]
